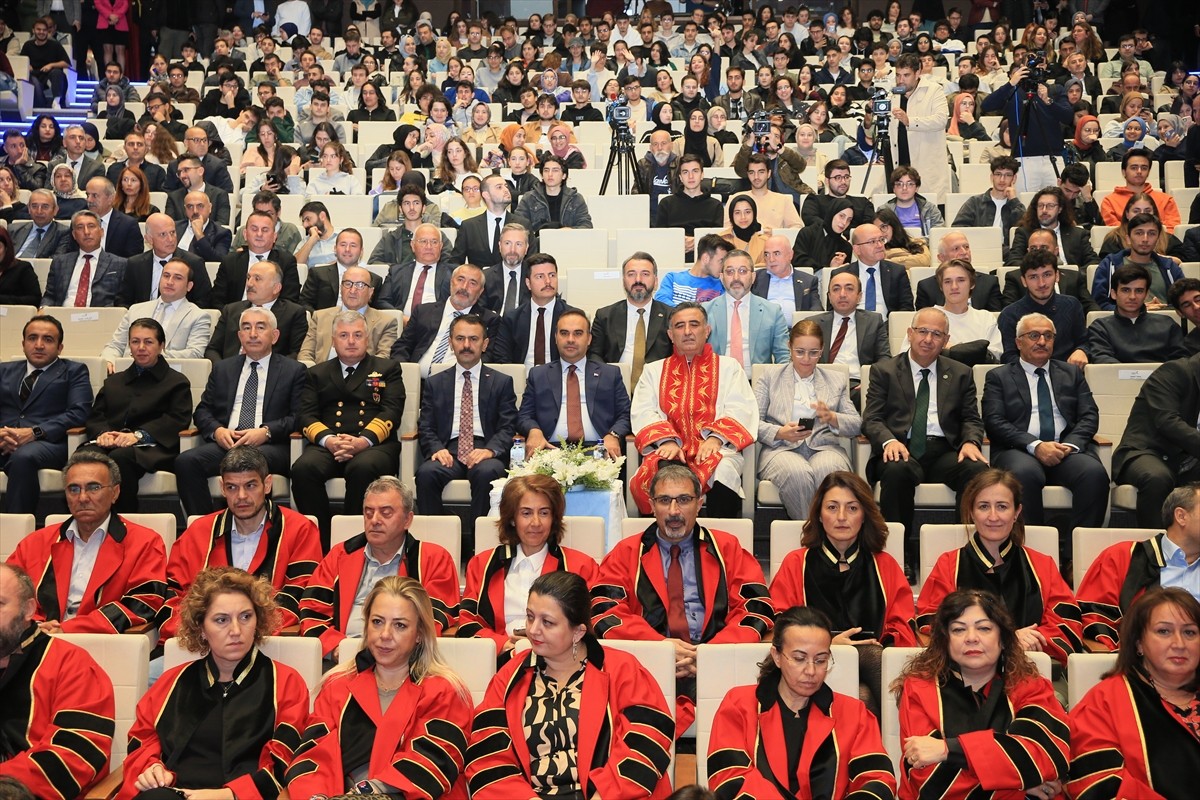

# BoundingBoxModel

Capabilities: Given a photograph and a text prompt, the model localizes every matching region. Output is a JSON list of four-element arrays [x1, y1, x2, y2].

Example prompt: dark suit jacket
[[176, 219, 233, 263], [1006, 225, 1099, 268], [205, 298, 309, 361], [587, 299, 673, 364], [517, 358, 632, 441], [42, 252, 127, 307], [164, 183, 233, 227], [7, 221, 71, 259], [982, 360, 1099, 454], [212, 249, 301, 307], [164, 154, 235, 193], [915, 273, 1004, 311], [1112, 352, 1200, 476], [193, 353, 307, 441], [74, 210, 143, 259], [479, 263, 532, 313], [832, 260, 914, 315], [0, 261, 41, 306], [862, 353, 985, 454], [812, 309, 890, 367], [389, 302, 502, 363], [446, 211, 533, 266], [500, 298, 579, 365], [751, 267, 823, 311], [0, 358, 93, 442], [49, 155, 105, 189], [298, 263, 383, 311], [106, 159, 167, 192], [377, 260, 454, 311], [299, 354, 405, 450], [1001, 267, 1100, 313], [117, 248, 210, 308], [418, 364, 518, 461], [85, 357, 194, 472]]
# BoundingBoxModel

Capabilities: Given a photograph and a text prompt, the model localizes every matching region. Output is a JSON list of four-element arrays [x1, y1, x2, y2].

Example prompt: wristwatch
[[32, 426, 45, 441], [134, 430, 146, 443]]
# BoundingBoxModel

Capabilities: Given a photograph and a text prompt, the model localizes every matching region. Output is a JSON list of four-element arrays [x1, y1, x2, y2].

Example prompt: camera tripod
[[600, 124, 645, 195], [860, 114, 895, 195]]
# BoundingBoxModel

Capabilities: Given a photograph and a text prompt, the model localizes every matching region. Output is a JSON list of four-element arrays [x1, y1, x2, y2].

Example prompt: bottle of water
[[510, 438, 526, 468], [593, 441, 607, 460]]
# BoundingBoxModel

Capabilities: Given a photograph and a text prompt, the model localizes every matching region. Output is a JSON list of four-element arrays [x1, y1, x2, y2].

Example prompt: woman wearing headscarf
[[542, 123, 586, 170], [98, 86, 136, 141], [790, 197, 855, 270], [720, 195, 770, 267], [1106, 116, 1151, 161], [706, 105, 739, 147], [498, 123, 527, 163], [947, 93, 990, 141], [672, 107, 724, 168], [1064, 114, 1106, 169], [462, 103, 505, 167], [1153, 114, 1188, 168], [79, 122, 105, 161], [49, 163, 87, 219], [639, 102, 681, 143], [365, 124, 431, 174]]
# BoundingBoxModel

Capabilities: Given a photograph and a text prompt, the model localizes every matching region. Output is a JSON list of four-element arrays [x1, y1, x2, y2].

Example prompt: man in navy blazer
[[174, 306, 308, 516], [41, 212, 127, 307], [8, 190, 71, 259], [751, 234, 822, 316], [518, 309, 632, 458], [498, 254, 578, 366], [982, 311, 1109, 531], [416, 314, 518, 519], [831, 223, 914, 321], [0, 315, 93, 513], [75, 177, 144, 259], [174, 191, 233, 264]]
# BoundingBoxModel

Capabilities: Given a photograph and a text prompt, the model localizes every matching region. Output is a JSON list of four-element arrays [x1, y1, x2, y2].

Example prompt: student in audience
[[895, 588, 1070, 798], [1069, 586, 1200, 798], [1005, 187, 1099, 279], [731, 123, 814, 207], [1094, 203, 1187, 301], [950, 156, 1024, 262], [708, 605, 898, 798], [1100, 149, 1182, 233], [0, 563, 115, 800], [1168, 278, 1200, 355], [124, 567, 310, 798], [655, 154, 724, 260], [727, 153, 803, 230], [930, 258, 1002, 365], [999, 249, 1092, 367], [720, 196, 770, 267], [1088, 263, 1188, 363], [516, 154, 593, 233], [878, 165, 944, 236], [300, 476, 459, 655]]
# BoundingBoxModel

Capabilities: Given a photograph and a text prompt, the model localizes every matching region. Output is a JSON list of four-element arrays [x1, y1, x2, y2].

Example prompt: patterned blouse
[[523, 661, 586, 799]]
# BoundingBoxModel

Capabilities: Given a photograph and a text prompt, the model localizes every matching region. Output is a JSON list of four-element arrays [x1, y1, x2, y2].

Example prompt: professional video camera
[[606, 94, 632, 131], [1021, 52, 1047, 93], [869, 87, 893, 120], [750, 109, 771, 137]]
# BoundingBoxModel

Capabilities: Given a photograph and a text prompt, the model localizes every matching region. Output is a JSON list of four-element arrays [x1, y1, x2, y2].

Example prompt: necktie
[[73, 254, 93, 307], [666, 544, 690, 641], [828, 316, 850, 360], [238, 361, 259, 429], [910, 368, 930, 459], [632, 308, 647, 386], [255, 253, 265, 261], [1035, 367, 1055, 442], [19, 369, 42, 403], [865, 267, 877, 312], [345, 365, 355, 382], [457, 371, 474, 462], [153, 301, 166, 322], [503, 269, 518, 313], [492, 216, 503, 260], [70, 160, 79, 179], [151, 259, 167, 300], [897, 93, 911, 165], [730, 299, 744, 366], [20, 227, 43, 257], [566, 364, 584, 443], [534, 306, 546, 366], [432, 311, 463, 364], [412, 264, 431, 308]]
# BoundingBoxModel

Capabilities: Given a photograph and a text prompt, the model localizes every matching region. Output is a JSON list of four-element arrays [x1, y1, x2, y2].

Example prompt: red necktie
[[412, 264, 431, 308], [828, 316, 850, 360], [534, 306, 546, 366], [566, 365, 584, 443], [73, 254, 93, 307], [666, 544, 690, 641]]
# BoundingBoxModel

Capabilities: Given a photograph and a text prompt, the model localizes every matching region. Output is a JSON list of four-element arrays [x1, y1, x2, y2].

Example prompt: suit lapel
[[1012, 363, 1033, 428], [23, 359, 63, 407], [854, 310, 869, 351], [646, 302, 667, 344], [708, 296, 726, 354], [611, 303, 629, 350], [346, 354, 371, 391]]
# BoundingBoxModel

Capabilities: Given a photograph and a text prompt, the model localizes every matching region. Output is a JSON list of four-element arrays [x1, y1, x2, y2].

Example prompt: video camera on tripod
[[606, 94, 632, 133], [600, 91, 643, 195], [1020, 52, 1048, 94]]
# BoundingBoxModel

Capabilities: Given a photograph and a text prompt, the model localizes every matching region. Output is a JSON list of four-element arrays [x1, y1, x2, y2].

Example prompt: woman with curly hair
[[116, 165, 158, 222], [121, 567, 310, 800], [894, 588, 1069, 799], [769, 74, 807, 119]]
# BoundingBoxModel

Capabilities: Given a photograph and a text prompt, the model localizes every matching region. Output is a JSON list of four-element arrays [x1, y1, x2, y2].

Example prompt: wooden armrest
[[123, 622, 152, 635], [84, 765, 122, 800], [179, 429, 199, 437], [276, 623, 300, 636], [68, 427, 85, 435], [402, 431, 417, 441], [1084, 638, 1111, 653], [1093, 436, 1112, 446], [917, 631, 931, 647], [289, 431, 302, 438]]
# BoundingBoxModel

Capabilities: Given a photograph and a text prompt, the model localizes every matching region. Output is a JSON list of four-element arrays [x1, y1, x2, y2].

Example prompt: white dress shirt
[[523, 299, 557, 369], [346, 541, 405, 638], [402, 263, 441, 316], [504, 544, 549, 633], [830, 312, 861, 378], [64, 516, 109, 619], [228, 353, 272, 429], [66, 249, 103, 305], [1018, 358, 1070, 451], [450, 362, 484, 441], [552, 358, 601, 442], [148, 251, 174, 299], [97, 209, 113, 250], [419, 304, 469, 377], [791, 370, 817, 420], [178, 223, 196, 250], [242, 249, 274, 300], [907, 355, 945, 439]]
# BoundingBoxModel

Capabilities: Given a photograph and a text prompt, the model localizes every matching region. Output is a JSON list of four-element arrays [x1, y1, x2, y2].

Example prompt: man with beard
[[0, 563, 116, 800], [637, 129, 678, 225], [390, 264, 503, 377], [589, 252, 673, 386], [480, 223, 532, 315], [703, 250, 790, 367]]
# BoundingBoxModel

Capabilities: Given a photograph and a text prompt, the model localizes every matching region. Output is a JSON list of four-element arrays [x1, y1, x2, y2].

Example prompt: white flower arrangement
[[506, 442, 625, 491]]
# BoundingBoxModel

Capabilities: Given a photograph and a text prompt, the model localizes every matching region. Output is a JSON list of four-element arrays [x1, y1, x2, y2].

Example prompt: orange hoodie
[[1099, 181, 1181, 233]]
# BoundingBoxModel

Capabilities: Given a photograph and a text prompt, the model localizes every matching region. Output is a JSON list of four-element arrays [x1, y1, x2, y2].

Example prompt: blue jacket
[[1090, 249, 1184, 310], [981, 82, 1075, 159]]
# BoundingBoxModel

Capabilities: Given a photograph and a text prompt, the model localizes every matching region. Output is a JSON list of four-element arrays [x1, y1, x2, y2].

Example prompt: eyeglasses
[[1019, 331, 1056, 341], [652, 494, 697, 507], [855, 237, 888, 247], [893, 180, 916, 188], [723, 267, 753, 276], [185, 136, 208, 143], [910, 327, 948, 340], [341, 280, 369, 289], [1036, 202, 1060, 210], [792, 348, 822, 358], [66, 482, 116, 497], [779, 652, 834, 669]]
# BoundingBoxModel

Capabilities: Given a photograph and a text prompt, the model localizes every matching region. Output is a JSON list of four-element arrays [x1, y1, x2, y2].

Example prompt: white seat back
[[336, 636, 497, 706], [1067, 653, 1118, 709], [768, 520, 905, 583], [1072, 527, 1159, 589], [601, 639, 677, 778], [473, 515, 607, 561], [58, 632, 150, 767], [163, 636, 322, 706], [0, 513, 36, 560]]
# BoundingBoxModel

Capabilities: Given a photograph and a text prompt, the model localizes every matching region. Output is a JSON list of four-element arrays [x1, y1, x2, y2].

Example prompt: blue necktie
[[1035, 368, 1055, 442], [865, 267, 877, 312]]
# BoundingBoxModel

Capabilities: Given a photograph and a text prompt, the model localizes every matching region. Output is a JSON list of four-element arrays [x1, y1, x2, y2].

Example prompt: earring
[[572, 640, 579, 660]]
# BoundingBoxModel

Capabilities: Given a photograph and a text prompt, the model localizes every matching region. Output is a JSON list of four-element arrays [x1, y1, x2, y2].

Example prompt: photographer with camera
[[981, 56, 1075, 193], [888, 53, 950, 204], [732, 120, 814, 211]]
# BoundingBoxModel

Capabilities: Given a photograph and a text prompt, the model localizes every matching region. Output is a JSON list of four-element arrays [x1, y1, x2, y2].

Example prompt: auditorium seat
[[58, 632, 149, 767], [1083, 362, 1158, 515], [0, 305, 37, 358], [331, 513, 461, 569], [539, 228, 609, 270], [917, 524, 1060, 591], [1067, 652, 1118, 709], [1071, 527, 1159, 589], [616, 228, 685, 273], [928, 227, 1003, 267], [44, 307, 129, 357], [473, 515, 607, 560], [0, 513, 35, 560], [602, 639, 678, 777], [768, 520, 905, 583], [336, 635, 497, 705], [163, 635, 322, 704], [587, 194, 649, 232], [109, 356, 212, 411]]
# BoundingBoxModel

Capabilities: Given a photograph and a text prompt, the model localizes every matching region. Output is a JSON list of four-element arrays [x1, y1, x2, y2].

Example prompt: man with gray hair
[[175, 306, 309, 516], [982, 312, 1110, 536], [8, 188, 70, 259], [377, 222, 455, 316], [205, 259, 309, 360], [49, 124, 104, 189], [82, 175, 143, 258], [299, 476, 461, 656], [41, 209, 127, 306], [293, 312, 406, 547], [913, 232, 1003, 310]]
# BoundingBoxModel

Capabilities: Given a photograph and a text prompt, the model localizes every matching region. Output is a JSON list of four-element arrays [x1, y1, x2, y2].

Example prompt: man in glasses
[[1005, 186, 1099, 278], [300, 259, 397, 363], [999, 248, 1091, 368], [703, 250, 790, 366], [982, 312, 1110, 536], [832, 222, 915, 322], [1003, 225, 1100, 313], [862, 306, 989, 575], [593, 461, 772, 738], [164, 126, 235, 194]]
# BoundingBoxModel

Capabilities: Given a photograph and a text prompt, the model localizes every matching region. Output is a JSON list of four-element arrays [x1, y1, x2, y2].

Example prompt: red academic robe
[[9, 515, 167, 633], [119, 649, 310, 800], [159, 501, 321, 638], [1075, 534, 1166, 650], [457, 544, 600, 653], [1068, 673, 1200, 800], [708, 679, 897, 800], [769, 543, 917, 647], [299, 531, 461, 655], [0, 628, 116, 800], [898, 673, 1070, 800], [917, 540, 1083, 665], [285, 655, 474, 799], [465, 639, 675, 800], [592, 523, 774, 734]]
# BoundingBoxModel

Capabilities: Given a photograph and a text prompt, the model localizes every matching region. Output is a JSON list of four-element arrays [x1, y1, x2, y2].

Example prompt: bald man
[[175, 190, 233, 263], [913, 232, 1003, 310], [376, 223, 455, 314], [118, 212, 210, 307], [751, 233, 823, 317]]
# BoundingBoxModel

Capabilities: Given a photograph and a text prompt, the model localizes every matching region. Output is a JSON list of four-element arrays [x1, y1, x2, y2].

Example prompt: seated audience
[[998, 250, 1091, 367], [1088, 263, 1188, 363], [703, 250, 790, 366]]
